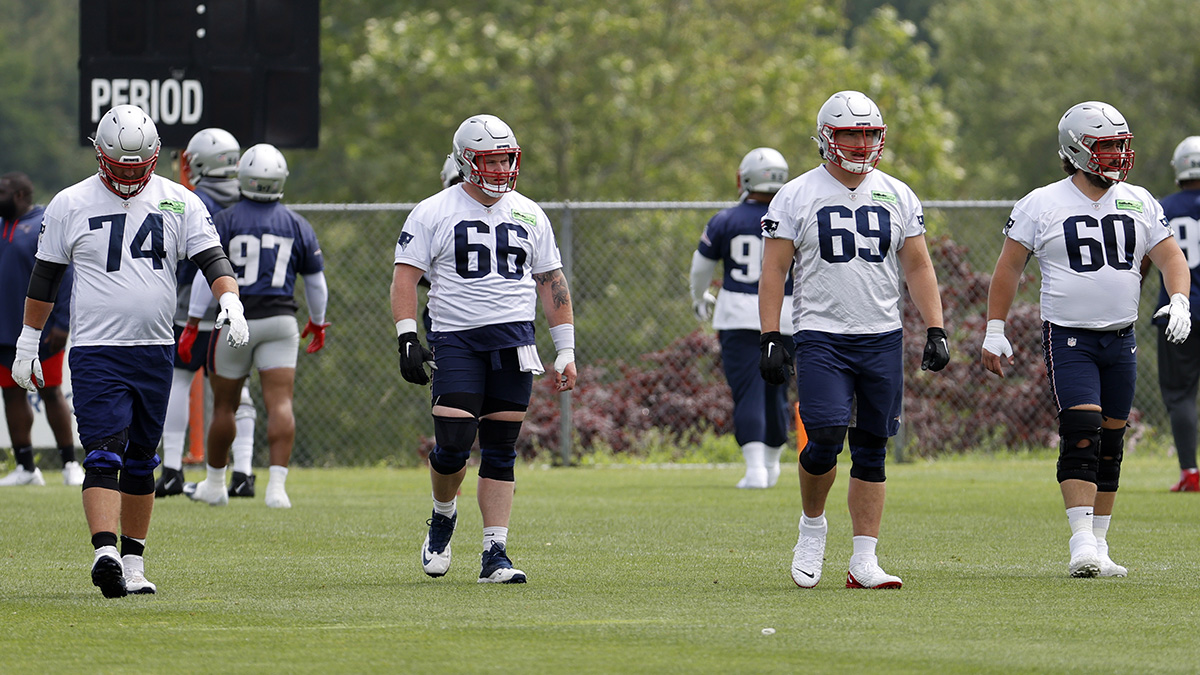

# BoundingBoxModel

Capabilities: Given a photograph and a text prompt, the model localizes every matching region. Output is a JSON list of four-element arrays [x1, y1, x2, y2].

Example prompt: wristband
[[549, 323, 575, 352], [16, 325, 42, 357], [985, 319, 1006, 335], [396, 318, 417, 336]]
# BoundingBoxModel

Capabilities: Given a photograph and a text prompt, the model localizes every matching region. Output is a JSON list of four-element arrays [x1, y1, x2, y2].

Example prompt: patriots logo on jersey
[[1003, 217, 1015, 235], [761, 219, 779, 235], [397, 231, 414, 249]]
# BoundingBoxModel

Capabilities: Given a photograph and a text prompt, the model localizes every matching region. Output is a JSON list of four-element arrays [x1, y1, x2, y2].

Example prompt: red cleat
[[1170, 469, 1199, 492]]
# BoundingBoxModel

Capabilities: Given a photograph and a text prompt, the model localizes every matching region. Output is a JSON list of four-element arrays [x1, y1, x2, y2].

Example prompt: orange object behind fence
[[184, 370, 206, 464]]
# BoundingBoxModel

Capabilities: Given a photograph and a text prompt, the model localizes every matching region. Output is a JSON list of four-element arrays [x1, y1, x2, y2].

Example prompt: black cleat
[[228, 472, 256, 498], [91, 548, 127, 598], [154, 467, 184, 498]]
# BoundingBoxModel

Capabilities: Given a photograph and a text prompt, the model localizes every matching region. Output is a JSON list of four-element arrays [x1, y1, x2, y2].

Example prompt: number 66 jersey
[[36, 174, 219, 346], [762, 166, 924, 335], [1004, 177, 1172, 330], [394, 186, 562, 332]]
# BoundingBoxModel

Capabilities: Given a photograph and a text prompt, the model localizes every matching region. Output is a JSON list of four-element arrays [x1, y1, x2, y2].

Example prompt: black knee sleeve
[[799, 426, 846, 476], [122, 443, 160, 477], [1097, 426, 1127, 492], [478, 419, 522, 482], [82, 465, 119, 491], [1056, 409, 1103, 484], [428, 415, 478, 475], [81, 431, 128, 491], [848, 428, 888, 483], [119, 470, 156, 495]]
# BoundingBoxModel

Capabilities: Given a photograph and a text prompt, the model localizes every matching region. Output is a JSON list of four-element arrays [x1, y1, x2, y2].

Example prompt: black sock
[[91, 531, 118, 550], [13, 447, 35, 472], [120, 535, 145, 558], [59, 446, 77, 464]]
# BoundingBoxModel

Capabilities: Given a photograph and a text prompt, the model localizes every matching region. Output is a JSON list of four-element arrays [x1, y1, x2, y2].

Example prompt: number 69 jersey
[[762, 166, 925, 334], [395, 187, 563, 332], [1004, 177, 1172, 330], [36, 174, 220, 346]]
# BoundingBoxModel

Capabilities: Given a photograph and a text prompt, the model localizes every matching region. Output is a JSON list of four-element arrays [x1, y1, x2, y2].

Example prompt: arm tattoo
[[533, 269, 572, 309]]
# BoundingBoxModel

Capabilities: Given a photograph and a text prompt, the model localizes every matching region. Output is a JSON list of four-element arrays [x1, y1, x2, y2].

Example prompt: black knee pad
[[848, 428, 888, 482], [119, 470, 156, 495], [478, 419, 522, 482], [1097, 426, 1127, 492], [122, 443, 161, 477], [82, 430, 129, 472], [429, 415, 478, 475], [83, 465, 119, 491], [1056, 409, 1103, 484], [433, 392, 484, 417], [481, 397, 528, 416], [799, 426, 846, 476]]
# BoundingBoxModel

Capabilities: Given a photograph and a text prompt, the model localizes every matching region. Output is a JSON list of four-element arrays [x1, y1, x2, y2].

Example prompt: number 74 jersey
[[763, 166, 926, 334], [36, 174, 220, 346], [1004, 177, 1172, 330], [395, 186, 563, 332]]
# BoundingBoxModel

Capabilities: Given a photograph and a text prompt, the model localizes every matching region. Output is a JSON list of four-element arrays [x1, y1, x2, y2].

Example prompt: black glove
[[759, 331, 795, 385], [921, 326, 950, 372], [397, 332, 435, 385]]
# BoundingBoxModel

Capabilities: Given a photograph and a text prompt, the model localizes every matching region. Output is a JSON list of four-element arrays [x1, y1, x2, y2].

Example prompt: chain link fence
[[7, 201, 1176, 467]]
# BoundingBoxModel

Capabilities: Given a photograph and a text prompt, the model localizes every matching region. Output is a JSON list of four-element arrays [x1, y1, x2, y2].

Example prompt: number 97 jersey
[[394, 187, 563, 332], [1004, 178, 1172, 330]]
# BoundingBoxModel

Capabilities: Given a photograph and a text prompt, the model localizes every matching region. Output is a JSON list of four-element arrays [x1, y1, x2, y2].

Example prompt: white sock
[[850, 535, 878, 566], [1093, 514, 1112, 556], [1066, 506, 1096, 553], [206, 464, 226, 486], [269, 465, 288, 489], [161, 370, 194, 470], [433, 495, 457, 517], [738, 442, 768, 487], [231, 386, 256, 475], [482, 526, 508, 550], [764, 444, 784, 484], [799, 513, 827, 537]]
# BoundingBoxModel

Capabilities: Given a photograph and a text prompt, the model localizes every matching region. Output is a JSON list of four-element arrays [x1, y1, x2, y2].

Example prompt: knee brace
[[82, 465, 119, 491], [428, 415, 478, 475], [848, 428, 888, 483], [798, 426, 846, 476], [1056, 409, 1103, 484], [1097, 426, 1127, 492], [478, 419, 522, 482], [116, 443, 160, 495], [82, 430, 128, 473]]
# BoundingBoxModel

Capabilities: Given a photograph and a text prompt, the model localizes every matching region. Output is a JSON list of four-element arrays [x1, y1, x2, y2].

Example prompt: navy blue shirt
[[697, 199, 794, 295], [0, 205, 73, 352], [1154, 189, 1200, 323]]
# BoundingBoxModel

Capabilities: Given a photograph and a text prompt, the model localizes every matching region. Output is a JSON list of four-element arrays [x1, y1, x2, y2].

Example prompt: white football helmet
[[183, 128, 241, 184], [440, 154, 463, 189], [93, 104, 160, 198], [237, 143, 289, 202], [452, 114, 521, 198], [814, 91, 886, 174], [1058, 101, 1134, 182], [1171, 136, 1200, 184], [737, 147, 788, 197]]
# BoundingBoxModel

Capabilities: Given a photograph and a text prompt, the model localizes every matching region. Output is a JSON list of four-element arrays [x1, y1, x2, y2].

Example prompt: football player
[[11, 104, 249, 597], [158, 128, 260, 499], [689, 148, 794, 489], [983, 101, 1191, 578], [759, 91, 950, 590], [0, 171, 79, 486], [182, 144, 328, 509], [392, 114, 577, 584]]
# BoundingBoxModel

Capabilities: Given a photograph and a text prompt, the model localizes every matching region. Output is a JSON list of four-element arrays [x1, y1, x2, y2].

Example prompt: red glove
[[301, 319, 330, 353], [178, 324, 199, 362]]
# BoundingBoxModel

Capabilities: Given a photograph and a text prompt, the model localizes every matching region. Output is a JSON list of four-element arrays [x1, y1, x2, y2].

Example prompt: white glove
[[1154, 292, 1192, 344], [216, 292, 250, 349], [12, 325, 44, 392], [555, 348, 575, 377], [982, 319, 1013, 358], [692, 291, 716, 322]]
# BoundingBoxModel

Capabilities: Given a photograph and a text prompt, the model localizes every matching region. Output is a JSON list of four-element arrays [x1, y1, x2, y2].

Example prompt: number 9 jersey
[[1004, 177, 1172, 330], [36, 174, 219, 346], [762, 166, 925, 334], [394, 186, 563, 332]]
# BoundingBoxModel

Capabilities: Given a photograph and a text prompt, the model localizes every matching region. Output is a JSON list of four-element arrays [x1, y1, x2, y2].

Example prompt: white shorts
[[212, 315, 300, 379]]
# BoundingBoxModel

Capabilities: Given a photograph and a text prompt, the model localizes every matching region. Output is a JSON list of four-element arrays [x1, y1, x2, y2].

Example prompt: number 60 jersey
[[1004, 177, 1172, 330], [395, 186, 563, 332], [762, 166, 925, 335], [36, 174, 219, 346]]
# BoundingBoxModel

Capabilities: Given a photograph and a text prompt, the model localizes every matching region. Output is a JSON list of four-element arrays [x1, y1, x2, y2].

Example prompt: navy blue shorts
[[69, 345, 173, 448], [794, 329, 903, 438], [172, 324, 212, 372], [429, 342, 534, 407], [719, 329, 790, 446], [1042, 322, 1137, 420]]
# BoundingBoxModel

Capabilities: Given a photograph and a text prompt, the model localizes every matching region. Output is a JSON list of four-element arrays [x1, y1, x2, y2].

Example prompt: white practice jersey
[[37, 174, 220, 346], [762, 166, 925, 334], [1005, 178, 1172, 330], [394, 186, 563, 332]]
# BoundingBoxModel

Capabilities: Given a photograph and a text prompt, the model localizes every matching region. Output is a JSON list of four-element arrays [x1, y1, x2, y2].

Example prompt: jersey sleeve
[[696, 212, 724, 259], [294, 213, 326, 275], [394, 209, 433, 272], [762, 187, 799, 241], [35, 198, 71, 264], [1003, 199, 1038, 250], [182, 191, 222, 259], [902, 188, 926, 239], [1143, 190, 1173, 251], [528, 207, 563, 275]]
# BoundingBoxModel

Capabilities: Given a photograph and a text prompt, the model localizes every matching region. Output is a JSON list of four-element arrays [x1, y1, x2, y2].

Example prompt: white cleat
[[766, 461, 782, 488], [846, 560, 903, 589], [264, 482, 291, 508], [790, 529, 826, 588], [1097, 542, 1127, 577], [183, 480, 229, 506], [736, 468, 769, 489], [122, 555, 157, 594], [91, 546, 127, 598], [0, 466, 45, 486], [62, 461, 84, 486], [1068, 545, 1101, 578]]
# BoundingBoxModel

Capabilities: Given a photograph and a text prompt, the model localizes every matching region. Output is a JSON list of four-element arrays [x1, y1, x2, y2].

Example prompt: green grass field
[[2, 453, 1199, 674]]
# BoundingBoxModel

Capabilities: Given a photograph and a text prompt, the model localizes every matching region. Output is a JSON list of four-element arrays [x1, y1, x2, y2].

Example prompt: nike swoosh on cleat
[[165, 477, 178, 490], [796, 570, 815, 578]]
